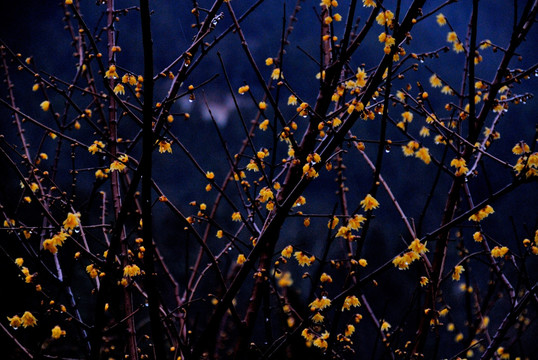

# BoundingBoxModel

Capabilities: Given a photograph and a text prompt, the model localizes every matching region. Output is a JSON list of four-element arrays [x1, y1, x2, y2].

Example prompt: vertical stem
[[139, 0, 166, 359]]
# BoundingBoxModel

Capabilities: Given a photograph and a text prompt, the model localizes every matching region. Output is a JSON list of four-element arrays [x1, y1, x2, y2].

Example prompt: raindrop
[[228, 247, 232, 251], [12, 327, 18, 330], [419, 59, 424, 63], [302, 114, 308, 118], [384, 145, 391, 153], [74, 228, 80, 233], [265, 318, 269, 322]]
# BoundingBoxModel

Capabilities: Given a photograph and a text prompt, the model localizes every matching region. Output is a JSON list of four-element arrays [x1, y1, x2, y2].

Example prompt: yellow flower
[[360, 194, 379, 211], [40, 100, 50, 112], [158, 140, 172, 154], [310, 297, 331, 311], [512, 142, 530, 155], [341, 295, 361, 311], [415, 147, 431, 165], [259, 101, 267, 110], [468, 205, 494, 222], [63, 212, 81, 230], [88, 140, 105, 154], [15, 258, 24, 267], [52, 231, 68, 247], [231, 212, 242, 222], [429, 74, 442, 88], [376, 10, 394, 26], [419, 126, 430, 137], [281, 245, 293, 258], [320, 273, 333, 283], [420, 276, 429, 286], [312, 312, 324, 323], [436, 13, 446, 26], [452, 265, 464, 281], [313, 336, 328, 349], [258, 187, 274, 203], [358, 258, 367, 267], [362, 0, 376, 7], [441, 85, 453, 95], [453, 42, 464, 53], [333, 13, 342, 22], [401, 111, 413, 123], [287, 95, 298, 106], [302, 328, 315, 342], [65, 0, 73, 5], [51, 325, 66, 339], [205, 171, 215, 180], [408, 238, 428, 254], [259, 119, 269, 131], [123, 264, 141, 277], [265, 57, 273, 66], [238, 85, 250, 94], [491, 246, 509, 258], [8, 315, 22, 329], [392, 254, 410, 270], [294, 251, 315, 267], [113, 83, 125, 95], [328, 216, 339, 229], [105, 65, 118, 79], [473, 231, 483, 242], [381, 320, 391, 332], [246, 160, 259, 172], [236, 254, 247, 265], [110, 155, 128, 172], [216, 230, 223, 238], [271, 68, 282, 80], [348, 214, 366, 230], [21, 311, 38, 328], [277, 271, 293, 287], [447, 31, 458, 43]]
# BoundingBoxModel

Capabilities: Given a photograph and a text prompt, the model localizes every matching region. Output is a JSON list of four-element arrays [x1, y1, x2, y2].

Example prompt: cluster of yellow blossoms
[[392, 238, 429, 270]]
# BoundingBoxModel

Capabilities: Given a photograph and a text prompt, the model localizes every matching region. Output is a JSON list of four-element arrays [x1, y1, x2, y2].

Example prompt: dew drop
[[228, 247, 232, 251], [74, 228, 80, 233], [420, 59, 424, 63]]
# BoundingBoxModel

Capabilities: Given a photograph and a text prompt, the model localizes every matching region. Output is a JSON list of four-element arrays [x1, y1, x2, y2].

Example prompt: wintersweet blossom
[[381, 320, 391, 331], [294, 251, 315, 266], [360, 194, 379, 211], [231, 212, 242, 222], [21, 311, 38, 328], [40, 100, 50, 111], [436, 13, 446, 26], [123, 264, 141, 277], [468, 205, 494, 222], [491, 246, 509, 258], [63, 212, 81, 230], [51, 325, 66, 339], [105, 65, 118, 79], [281, 245, 293, 258], [429, 74, 442, 87], [236, 254, 246, 265], [452, 265, 464, 281], [342, 295, 361, 310], [310, 296, 331, 311], [8, 315, 22, 328]]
